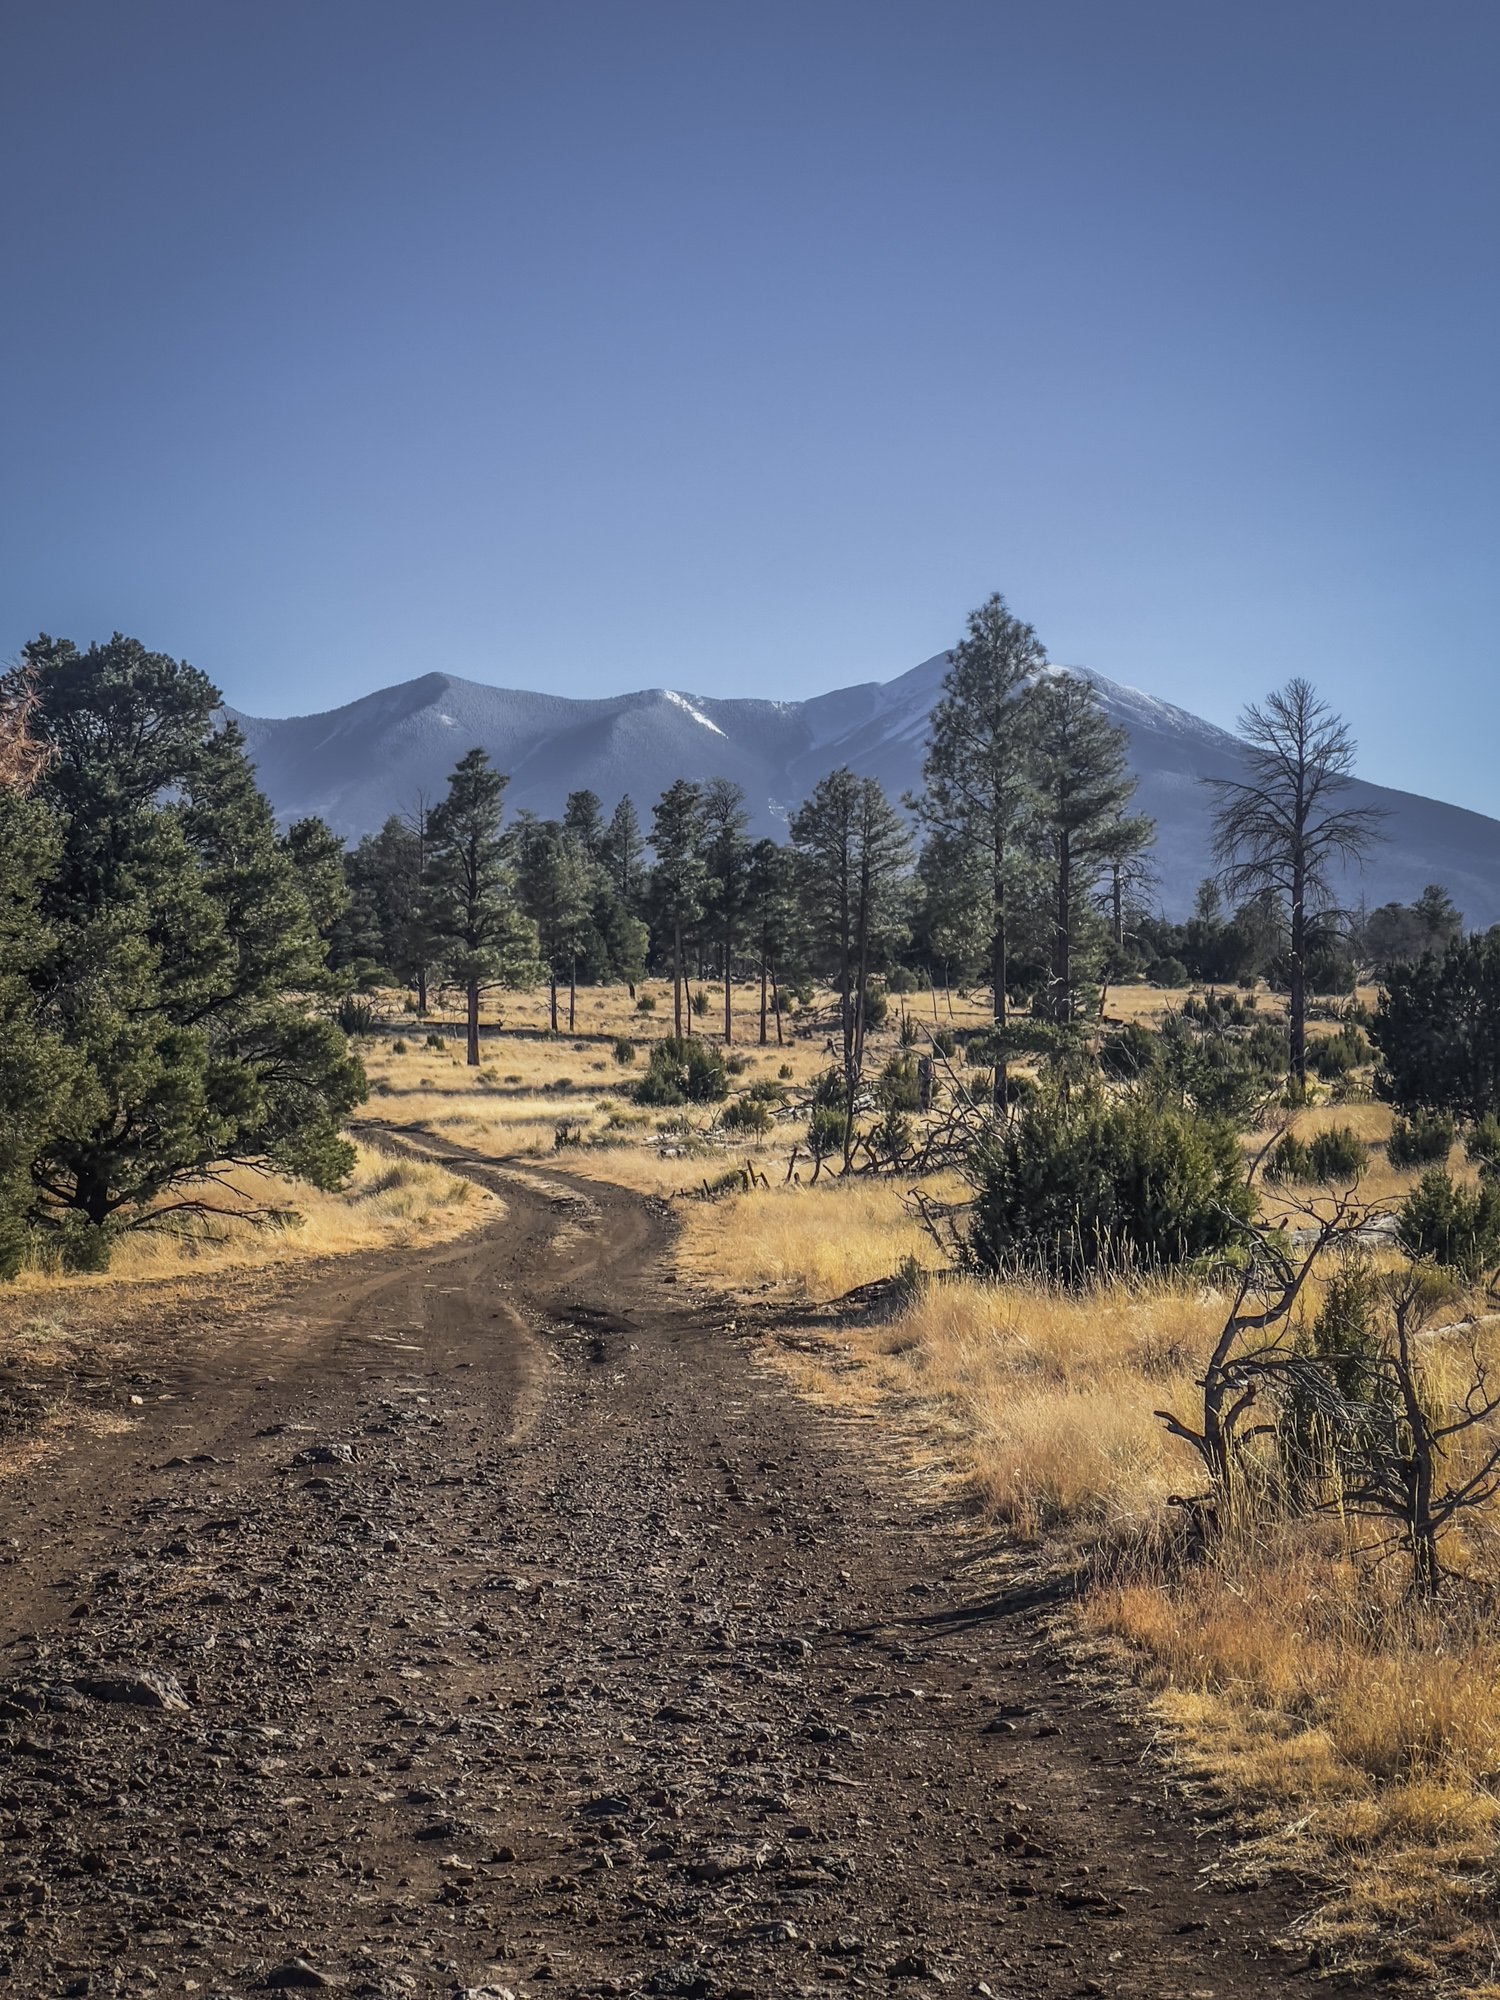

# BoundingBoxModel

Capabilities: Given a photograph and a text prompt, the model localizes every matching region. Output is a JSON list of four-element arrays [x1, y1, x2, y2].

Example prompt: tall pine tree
[[649, 780, 707, 1036], [424, 749, 536, 1065], [791, 770, 911, 1164], [1028, 672, 1149, 1025], [911, 593, 1043, 1105]]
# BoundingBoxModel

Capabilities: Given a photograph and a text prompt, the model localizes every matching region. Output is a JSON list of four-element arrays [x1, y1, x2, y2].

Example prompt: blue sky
[[3, 1, 1496, 812]]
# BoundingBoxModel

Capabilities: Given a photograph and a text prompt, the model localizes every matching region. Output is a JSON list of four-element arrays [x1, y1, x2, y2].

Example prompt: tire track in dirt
[[0, 1147, 1362, 1999]]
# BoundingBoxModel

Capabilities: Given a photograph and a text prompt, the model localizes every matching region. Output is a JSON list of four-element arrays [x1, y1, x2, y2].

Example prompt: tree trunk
[[1054, 836, 1073, 1025], [771, 964, 783, 1046], [991, 900, 1009, 1114], [724, 927, 733, 1045], [568, 959, 577, 1034], [759, 954, 768, 1045], [466, 978, 480, 1066], [1290, 850, 1307, 1092], [673, 923, 683, 1038], [416, 966, 428, 1016], [549, 969, 559, 1035]]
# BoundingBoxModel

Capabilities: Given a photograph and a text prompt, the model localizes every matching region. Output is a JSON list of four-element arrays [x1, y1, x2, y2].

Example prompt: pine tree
[[604, 795, 645, 909], [284, 816, 351, 968], [1208, 679, 1386, 1089], [700, 778, 751, 1043], [649, 780, 707, 1036], [911, 593, 1043, 1102], [1097, 812, 1157, 952], [1373, 931, 1500, 1122], [913, 829, 984, 1018], [746, 838, 796, 1046], [424, 748, 536, 1064], [563, 789, 607, 860], [9, 638, 365, 1264], [1028, 672, 1148, 1025], [0, 775, 77, 1276], [791, 770, 911, 1163], [514, 816, 595, 1032]]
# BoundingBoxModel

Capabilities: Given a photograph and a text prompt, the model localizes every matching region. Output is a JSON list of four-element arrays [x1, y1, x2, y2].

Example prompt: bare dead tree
[[1206, 678, 1386, 1092], [1155, 1191, 1377, 1510], [1314, 1271, 1500, 1596], [0, 670, 53, 791]]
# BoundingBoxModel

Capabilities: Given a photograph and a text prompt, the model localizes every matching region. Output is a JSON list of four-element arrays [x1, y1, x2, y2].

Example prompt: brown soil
[[0, 1149, 1367, 2000]]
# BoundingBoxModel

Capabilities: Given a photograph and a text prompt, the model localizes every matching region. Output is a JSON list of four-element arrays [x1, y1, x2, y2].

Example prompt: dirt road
[[0, 1150, 1357, 1999]]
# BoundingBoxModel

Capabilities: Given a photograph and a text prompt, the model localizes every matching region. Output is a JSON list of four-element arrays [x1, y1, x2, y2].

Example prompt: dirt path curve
[[0, 1149, 1359, 2000]]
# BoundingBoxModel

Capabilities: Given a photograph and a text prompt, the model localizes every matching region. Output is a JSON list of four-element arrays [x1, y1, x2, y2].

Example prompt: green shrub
[[967, 1089, 1253, 1283], [689, 989, 711, 1018], [745, 1077, 785, 1103], [887, 968, 920, 994], [1267, 1125, 1367, 1184], [1387, 1110, 1455, 1169], [932, 1028, 957, 1060], [726, 1051, 748, 1075], [1265, 1132, 1313, 1183], [777, 1062, 793, 1080], [392, 1038, 408, 1055], [869, 1106, 914, 1164], [632, 1036, 729, 1107], [1308, 1027, 1369, 1081], [863, 988, 889, 1029], [1467, 1114, 1500, 1173], [1397, 1169, 1500, 1281], [810, 1067, 847, 1111], [1373, 933, 1500, 1122], [425, 1032, 446, 1051], [1282, 1258, 1393, 1495], [722, 1095, 775, 1136], [1099, 1022, 1159, 1083], [554, 1120, 584, 1149], [612, 1036, 636, 1065], [337, 995, 378, 1037], [636, 993, 657, 1014], [1246, 1021, 1291, 1075], [1308, 1126, 1368, 1181], [877, 1052, 922, 1113], [1147, 957, 1190, 988], [805, 1104, 846, 1163]]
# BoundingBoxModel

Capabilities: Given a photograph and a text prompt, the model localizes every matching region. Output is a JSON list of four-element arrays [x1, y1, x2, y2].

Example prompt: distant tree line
[[1, 594, 1488, 1271]]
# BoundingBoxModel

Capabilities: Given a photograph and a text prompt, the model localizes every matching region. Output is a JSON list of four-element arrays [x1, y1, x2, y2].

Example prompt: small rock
[[75, 1671, 190, 1712], [262, 1962, 339, 1991]]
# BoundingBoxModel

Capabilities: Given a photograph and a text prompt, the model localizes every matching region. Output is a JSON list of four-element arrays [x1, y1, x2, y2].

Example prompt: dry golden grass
[[723, 1189, 1500, 1973], [358, 1006, 832, 1197], [674, 1178, 946, 1301], [13, 1141, 488, 1295]]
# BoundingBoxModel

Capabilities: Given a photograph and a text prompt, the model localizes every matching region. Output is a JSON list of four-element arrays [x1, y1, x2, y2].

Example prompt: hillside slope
[[229, 658, 1500, 923]]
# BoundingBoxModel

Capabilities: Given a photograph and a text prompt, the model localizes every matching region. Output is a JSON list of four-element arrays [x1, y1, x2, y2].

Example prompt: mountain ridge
[[226, 657, 1500, 925]]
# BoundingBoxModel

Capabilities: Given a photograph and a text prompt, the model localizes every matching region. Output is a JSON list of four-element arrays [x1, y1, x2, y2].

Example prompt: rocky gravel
[[0, 1152, 1362, 1999]]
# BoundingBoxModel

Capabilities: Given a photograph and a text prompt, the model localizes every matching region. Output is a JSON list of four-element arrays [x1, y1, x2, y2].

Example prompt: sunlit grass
[[14, 1142, 488, 1293]]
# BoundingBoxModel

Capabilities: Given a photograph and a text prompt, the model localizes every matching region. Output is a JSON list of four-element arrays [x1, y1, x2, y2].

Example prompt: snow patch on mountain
[[660, 689, 726, 737]]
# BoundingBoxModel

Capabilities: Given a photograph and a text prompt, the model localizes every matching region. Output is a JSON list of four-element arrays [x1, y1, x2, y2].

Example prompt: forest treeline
[[0, 596, 1489, 1272]]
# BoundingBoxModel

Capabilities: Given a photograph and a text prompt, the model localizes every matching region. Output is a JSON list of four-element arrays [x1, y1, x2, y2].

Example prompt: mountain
[[227, 657, 1500, 924]]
